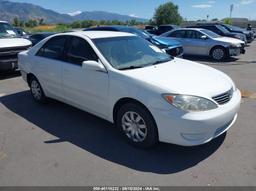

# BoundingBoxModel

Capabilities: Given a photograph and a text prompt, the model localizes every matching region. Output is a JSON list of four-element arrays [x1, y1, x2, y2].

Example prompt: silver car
[[161, 28, 246, 61]]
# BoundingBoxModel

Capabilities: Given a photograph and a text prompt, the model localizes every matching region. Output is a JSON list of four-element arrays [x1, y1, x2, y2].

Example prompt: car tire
[[211, 46, 227, 61], [29, 76, 47, 103], [116, 102, 158, 148]]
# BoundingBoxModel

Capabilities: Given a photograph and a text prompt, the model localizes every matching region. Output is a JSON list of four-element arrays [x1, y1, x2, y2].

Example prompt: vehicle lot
[[0, 41, 256, 186]]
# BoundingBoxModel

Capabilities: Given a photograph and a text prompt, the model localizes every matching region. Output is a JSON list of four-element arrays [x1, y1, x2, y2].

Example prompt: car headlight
[[162, 94, 218, 112], [230, 43, 240, 48]]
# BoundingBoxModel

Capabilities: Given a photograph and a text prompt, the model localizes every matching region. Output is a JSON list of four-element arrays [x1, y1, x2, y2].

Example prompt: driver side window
[[65, 37, 98, 66]]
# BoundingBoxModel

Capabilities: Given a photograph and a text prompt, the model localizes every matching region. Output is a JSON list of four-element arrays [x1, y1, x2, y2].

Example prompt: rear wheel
[[116, 103, 158, 148], [29, 76, 47, 103], [211, 46, 227, 61]]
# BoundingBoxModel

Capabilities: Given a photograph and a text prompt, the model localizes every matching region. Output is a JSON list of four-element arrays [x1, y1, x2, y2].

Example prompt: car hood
[[0, 38, 31, 49], [214, 37, 244, 45], [152, 36, 182, 47], [123, 58, 233, 98]]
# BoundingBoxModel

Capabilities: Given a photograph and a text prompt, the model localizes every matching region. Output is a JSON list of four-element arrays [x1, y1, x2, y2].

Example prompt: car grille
[[166, 47, 183, 57], [212, 89, 233, 105], [0, 45, 30, 60]]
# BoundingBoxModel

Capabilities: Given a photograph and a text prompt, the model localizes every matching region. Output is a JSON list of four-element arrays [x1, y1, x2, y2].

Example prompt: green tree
[[19, 20, 25, 27], [71, 21, 82, 28], [38, 18, 44, 25], [127, 19, 137, 26], [13, 17, 20, 27], [25, 19, 38, 28], [223, 18, 232, 25], [153, 2, 183, 25]]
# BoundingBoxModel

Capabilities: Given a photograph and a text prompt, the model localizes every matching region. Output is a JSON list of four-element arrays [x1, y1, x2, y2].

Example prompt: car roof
[[31, 32, 56, 35], [159, 24, 178, 27], [173, 28, 204, 31], [63, 31, 135, 39], [86, 25, 137, 30], [194, 23, 220, 26]]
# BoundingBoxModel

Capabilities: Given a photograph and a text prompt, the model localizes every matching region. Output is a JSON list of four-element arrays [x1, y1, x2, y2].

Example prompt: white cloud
[[68, 11, 82, 16], [192, 4, 212, 8], [129, 14, 138, 18], [208, 0, 216, 4], [240, 0, 255, 4]]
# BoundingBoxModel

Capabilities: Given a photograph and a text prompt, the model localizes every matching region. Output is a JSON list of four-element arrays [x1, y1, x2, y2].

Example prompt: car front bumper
[[149, 89, 241, 146], [164, 46, 184, 58], [229, 47, 244, 56], [0, 59, 18, 71]]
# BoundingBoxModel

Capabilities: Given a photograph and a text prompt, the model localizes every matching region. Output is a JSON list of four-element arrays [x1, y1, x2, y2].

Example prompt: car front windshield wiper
[[118, 65, 143, 70], [150, 58, 172, 66]]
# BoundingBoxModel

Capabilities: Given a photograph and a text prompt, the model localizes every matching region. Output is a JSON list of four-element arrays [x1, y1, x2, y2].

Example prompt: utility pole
[[230, 4, 234, 18]]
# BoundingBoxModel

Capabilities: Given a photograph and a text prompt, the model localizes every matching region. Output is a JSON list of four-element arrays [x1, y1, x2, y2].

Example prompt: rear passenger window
[[65, 37, 98, 65], [169, 30, 186, 38], [186, 30, 204, 39], [37, 36, 66, 60]]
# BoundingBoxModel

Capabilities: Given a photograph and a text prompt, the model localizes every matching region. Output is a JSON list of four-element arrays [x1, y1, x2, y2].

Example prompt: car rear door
[[34, 35, 67, 99], [167, 30, 188, 53], [61, 36, 109, 118]]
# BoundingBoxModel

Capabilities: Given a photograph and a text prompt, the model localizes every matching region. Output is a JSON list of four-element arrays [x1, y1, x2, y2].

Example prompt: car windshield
[[201, 29, 220, 38], [225, 24, 243, 31], [0, 23, 17, 38], [216, 25, 230, 34], [94, 36, 172, 70]]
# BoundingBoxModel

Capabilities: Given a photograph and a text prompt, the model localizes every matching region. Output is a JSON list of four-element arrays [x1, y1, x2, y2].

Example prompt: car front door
[[34, 35, 67, 99], [61, 36, 109, 118], [183, 30, 208, 55]]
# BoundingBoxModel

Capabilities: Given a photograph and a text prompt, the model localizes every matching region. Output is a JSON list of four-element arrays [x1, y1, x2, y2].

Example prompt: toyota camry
[[18, 31, 241, 148]]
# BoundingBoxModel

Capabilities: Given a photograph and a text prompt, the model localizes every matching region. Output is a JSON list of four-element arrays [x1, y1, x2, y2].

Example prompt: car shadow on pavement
[[0, 71, 21, 80], [1, 91, 226, 174], [183, 55, 239, 63]]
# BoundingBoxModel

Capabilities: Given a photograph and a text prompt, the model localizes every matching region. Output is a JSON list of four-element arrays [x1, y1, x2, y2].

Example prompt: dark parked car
[[146, 25, 180, 36], [220, 24, 254, 43], [14, 27, 29, 38], [188, 23, 247, 43], [144, 25, 156, 30], [29, 32, 56, 46], [84, 26, 183, 57]]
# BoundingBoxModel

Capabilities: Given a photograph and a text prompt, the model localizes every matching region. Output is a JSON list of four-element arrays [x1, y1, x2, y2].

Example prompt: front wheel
[[29, 76, 47, 103], [116, 103, 158, 148], [211, 47, 227, 61]]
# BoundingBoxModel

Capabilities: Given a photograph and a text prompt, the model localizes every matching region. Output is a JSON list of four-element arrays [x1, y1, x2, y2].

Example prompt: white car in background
[[0, 21, 31, 72], [18, 31, 241, 148]]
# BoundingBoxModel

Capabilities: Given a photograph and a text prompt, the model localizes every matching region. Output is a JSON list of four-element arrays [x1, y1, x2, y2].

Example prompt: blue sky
[[9, 0, 256, 20]]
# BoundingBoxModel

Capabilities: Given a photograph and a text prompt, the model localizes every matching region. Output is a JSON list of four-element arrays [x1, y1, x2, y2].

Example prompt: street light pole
[[230, 4, 234, 18]]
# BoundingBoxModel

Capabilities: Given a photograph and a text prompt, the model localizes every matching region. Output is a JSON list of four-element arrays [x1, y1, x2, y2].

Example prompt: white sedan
[[18, 31, 241, 148]]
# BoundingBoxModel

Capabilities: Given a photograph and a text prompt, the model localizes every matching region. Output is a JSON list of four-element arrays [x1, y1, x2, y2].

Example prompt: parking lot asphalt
[[0, 41, 256, 186]]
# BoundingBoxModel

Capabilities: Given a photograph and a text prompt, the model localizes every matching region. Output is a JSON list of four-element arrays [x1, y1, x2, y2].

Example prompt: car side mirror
[[82, 60, 107, 73], [201, 35, 208, 40]]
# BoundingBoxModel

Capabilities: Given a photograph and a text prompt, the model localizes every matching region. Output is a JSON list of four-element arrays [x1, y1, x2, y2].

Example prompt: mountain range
[[0, 0, 147, 23]]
